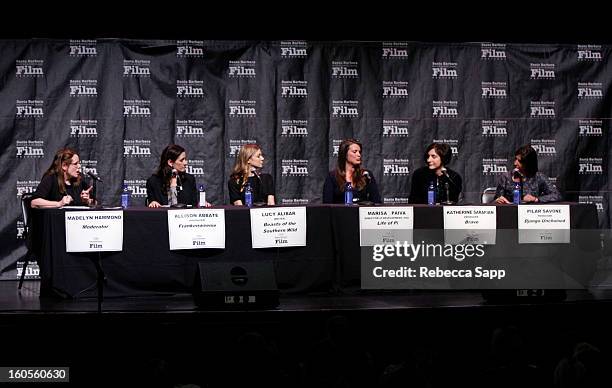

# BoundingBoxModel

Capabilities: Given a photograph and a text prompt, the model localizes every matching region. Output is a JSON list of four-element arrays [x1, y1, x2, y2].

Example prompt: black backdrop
[[2, 13, 611, 274]]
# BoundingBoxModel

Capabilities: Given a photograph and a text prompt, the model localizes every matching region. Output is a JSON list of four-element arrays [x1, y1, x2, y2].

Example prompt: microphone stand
[[442, 182, 454, 205], [439, 169, 455, 205]]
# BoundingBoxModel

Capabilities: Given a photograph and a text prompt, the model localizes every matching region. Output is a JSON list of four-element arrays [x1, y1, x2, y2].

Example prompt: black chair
[[18, 193, 35, 289], [481, 187, 497, 204]]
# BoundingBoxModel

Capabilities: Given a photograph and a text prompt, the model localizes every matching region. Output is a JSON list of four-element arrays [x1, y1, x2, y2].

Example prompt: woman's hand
[[80, 186, 93, 205], [494, 196, 510, 204], [148, 201, 162, 208], [58, 195, 73, 207]]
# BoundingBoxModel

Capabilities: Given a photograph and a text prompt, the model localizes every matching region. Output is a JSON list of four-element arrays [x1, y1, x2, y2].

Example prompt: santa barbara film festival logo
[[382, 42, 409, 59], [16, 100, 43, 118], [81, 160, 98, 177], [186, 159, 205, 177], [176, 120, 205, 137], [579, 157, 603, 174], [530, 139, 556, 156], [123, 140, 151, 157], [530, 63, 556, 79], [123, 179, 147, 197], [577, 45, 602, 61], [578, 195, 604, 212], [123, 100, 151, 117], [432, 100, 458, 118], [177, 80, 204, 97], [281, 159, 309, 176], [577, 82, 603, 98], [70, 80, 97, 97], [281, 198, 309, 205], [69, 39, 97, 56], [176, 40, 204, 57], [15, 59, 43, 77], [382, 81, 408, 98], [123, 60, 150, 77], [228, 60, 256, 77], [17, 220, 25, 239], [281, 119, 308, 137], [432, 62, 458, 79], [331, 61, 359, 78], [281, 80, 307, 97], [280, 41, 307, 58], [482, 158, 508, 175], [229, 139, 256, 157], [481, 120, 508, 137], [481, 43, 506, 60], [16, 180, 39, 198], [579, 120, 603, 136], [530, 101, 555, 118], [16, 140, 44, 157], [383, 159, 410, 175], [481, 81, 507, 98], [70, 120, 98, 137], [228, 100, 256, 118], [382, 120, 410, 137], [433, 139, 458, 156], [332, 100, 359, 118], [332, 139, 343, 157]]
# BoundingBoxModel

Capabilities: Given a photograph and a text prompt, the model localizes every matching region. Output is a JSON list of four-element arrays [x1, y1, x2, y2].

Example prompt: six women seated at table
[[30, 141, 561, 208]]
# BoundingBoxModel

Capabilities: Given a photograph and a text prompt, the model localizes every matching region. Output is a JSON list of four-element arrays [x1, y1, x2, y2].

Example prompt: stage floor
[[3, 280, 612, 387], [2, 280, 612, 314]]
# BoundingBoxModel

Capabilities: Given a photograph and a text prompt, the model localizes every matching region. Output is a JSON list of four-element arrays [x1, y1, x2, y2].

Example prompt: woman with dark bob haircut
[[322, 138, 381, 204], [494, 144, 561, 203], [408, 142, 462, 204]]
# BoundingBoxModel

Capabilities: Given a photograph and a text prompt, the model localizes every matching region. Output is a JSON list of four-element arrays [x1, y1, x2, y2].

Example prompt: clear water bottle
[[244, 182, 253, 207], [198, 184, 206, 208], [344, 182, 353, 205], [121, 184, 131, 209], [427, 181, 436, 205], [513, 181, 521, 205]]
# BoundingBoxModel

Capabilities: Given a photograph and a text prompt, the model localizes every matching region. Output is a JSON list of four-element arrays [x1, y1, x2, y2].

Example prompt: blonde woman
[[228, 144, 275, 206]]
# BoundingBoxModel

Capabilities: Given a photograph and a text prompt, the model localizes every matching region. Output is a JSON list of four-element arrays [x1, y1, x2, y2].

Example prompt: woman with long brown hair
[[31, 147, 94, 208], [228, 144, 275, 206], [146, 144, 200, 207], [322, 138, 381, 204]]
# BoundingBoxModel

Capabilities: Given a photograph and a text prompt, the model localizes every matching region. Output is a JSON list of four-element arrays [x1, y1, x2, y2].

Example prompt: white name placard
[[443, 206, 497, 244], [250, 207, 306, 248], [65, 210, 123, 252], [443, 206, 497, 229], [518, 205, 570, 243], [167, 209, 225, 250], [359, 206, 414, 246]]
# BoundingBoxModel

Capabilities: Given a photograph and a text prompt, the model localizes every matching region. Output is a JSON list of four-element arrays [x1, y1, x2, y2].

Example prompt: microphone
[[362, 170, 371, 182], [440, 167, 456, 187], [253, 168, 262, 181], [82, 167, 103, 182], [172, 169, 183, 192], [440, 167, 450, 179], [512, 168, 524, 180]]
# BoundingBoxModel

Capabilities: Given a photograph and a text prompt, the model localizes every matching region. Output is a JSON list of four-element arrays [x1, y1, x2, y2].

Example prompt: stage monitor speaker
[[194, 260, 279, 309]]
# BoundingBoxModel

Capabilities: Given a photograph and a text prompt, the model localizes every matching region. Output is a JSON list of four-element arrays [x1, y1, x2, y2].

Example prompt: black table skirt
[[32, 203, 599, 297]]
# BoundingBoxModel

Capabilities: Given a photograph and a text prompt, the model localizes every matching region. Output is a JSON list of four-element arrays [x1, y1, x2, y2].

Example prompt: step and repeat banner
[[1, 39, 610, 273]]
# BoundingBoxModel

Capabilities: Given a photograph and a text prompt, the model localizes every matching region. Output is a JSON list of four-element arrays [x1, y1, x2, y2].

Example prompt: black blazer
[[322, 170, 382, 204], [146, 172, 198, 206], [408, 166, 462, 204]]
